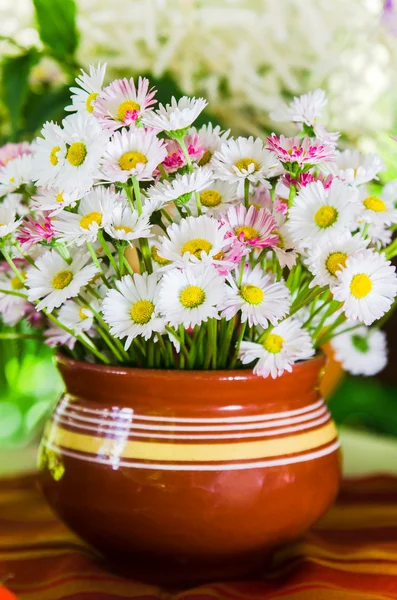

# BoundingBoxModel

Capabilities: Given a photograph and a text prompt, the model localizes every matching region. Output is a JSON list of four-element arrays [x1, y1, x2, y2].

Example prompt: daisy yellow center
[[52, 270, 73, 290], [180, 285, 205, 308], [235, 158, 259, 172], [326, 252, 347, 276], [351, 334, 370, 353], [240, 284, 264, 305], [56, 192, 64, 203], [79, 307, 88, 320], [314, 205, 338, 229], [119, 151, 147, 171], [181, 238, 212, 258], [80, 211, 102, 230], [198, 150, 212, 166], [117, 100, 141, 121], [86, 92, 99, 113], [9, 177, 14, 183], [50, 146, 60, 166], [363, 196, 386, 212], [263, 333, 284, 354], [350, 273, 372, 299], [200, 190, 222, 208], [114, 225, 133, 234], [151, 246, 171, 266], [235, 225, 259, 241], [130, 300, 154, 325], [11, 274, 25, 290], [272, 229, 284, 249], [67, 142, 87, 167]]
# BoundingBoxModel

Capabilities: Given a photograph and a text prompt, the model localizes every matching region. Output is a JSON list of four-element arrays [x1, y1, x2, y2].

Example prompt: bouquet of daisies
[[0, 63, 396, 379]]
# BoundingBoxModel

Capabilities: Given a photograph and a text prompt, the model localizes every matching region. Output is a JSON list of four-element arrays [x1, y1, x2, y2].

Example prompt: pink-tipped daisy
[[222, 205, 279, 249], [160, 134, 205, 173], [94, 77, 157, 130], [16, 215, 54, 250], [266, 134, 336, 170]]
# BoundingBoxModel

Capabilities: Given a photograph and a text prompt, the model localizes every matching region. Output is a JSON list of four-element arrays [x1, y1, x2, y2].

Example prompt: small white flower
[[26, 249, 99, 313], [331, 249, 397, 326], [32, 121, 66, 189], [270, 89, 328, 128], [65, 62, 107, 115], [102, 273, 164, 348], [58, 299, 97, 334], [358, 187, 397, 227], [32, 187, 79, 216], [364, 221, 392, 249], [0, 270, 27, 325], [159, 214, 230, 266], [0, 154, 33, 196], [0, 204, 22, 238], [147, 167, 214, 211], [287, 179, 359, 250], [101, 128, 166, 183], [142, 96, 208, 133], [190, 122, 230, 166], [331, 325, 387, 376], [158, 264, 225, 329], [221, 265, 291, 328], [322, 149, 384, 185], [189, 180, 238, 217], [307, 233, 367, 288], [213, 136, 281, 186], [105, 203, 152, 242], [52, 187, 118, 246]]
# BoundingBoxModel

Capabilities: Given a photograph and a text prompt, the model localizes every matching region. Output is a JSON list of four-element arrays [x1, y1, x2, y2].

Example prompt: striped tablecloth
[[1, 475, 397, 600]]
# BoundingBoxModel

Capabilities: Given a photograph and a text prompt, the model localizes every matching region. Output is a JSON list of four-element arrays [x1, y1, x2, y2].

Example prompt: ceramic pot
[[320, 342, 345, 400], [38, 353, 341, 586]]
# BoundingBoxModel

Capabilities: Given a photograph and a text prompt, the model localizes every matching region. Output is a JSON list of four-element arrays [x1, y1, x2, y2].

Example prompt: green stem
[[230, 322, 247, 369], [0, 288, 27, 299], [97, 231, 119, 276], [244, 178, 250, 209], [132, 177, 153, 273], [0, 249, 25, 284], [288, 183, 296, 210], [86, 242, 111, 287]]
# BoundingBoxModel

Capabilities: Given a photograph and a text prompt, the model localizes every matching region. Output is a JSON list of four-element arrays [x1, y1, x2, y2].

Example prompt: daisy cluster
[[0, 64, 396, 379]]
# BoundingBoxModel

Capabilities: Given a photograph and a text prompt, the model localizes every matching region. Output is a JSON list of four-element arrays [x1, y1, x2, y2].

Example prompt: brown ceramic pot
[[38, 353, 341, 586]]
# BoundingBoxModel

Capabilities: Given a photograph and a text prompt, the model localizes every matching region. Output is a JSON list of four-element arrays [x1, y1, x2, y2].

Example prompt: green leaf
[[33, 0, 79, 63], [2, 49, 39, 136], [24, 85, 71, 137]]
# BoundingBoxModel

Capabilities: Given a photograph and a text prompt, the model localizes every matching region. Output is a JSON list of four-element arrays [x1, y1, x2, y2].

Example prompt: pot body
[[38, 355, 341, 585]]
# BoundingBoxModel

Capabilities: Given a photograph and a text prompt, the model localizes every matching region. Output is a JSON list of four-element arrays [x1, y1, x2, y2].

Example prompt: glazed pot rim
[[56, 351, 325, 381]]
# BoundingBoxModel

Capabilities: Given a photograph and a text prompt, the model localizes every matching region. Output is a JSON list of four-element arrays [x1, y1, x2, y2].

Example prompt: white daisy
[[102, 273, 164, 348], [32, 187, 79, 216], [271, 219, 298, 269], [307, 233, 367, 288], [270, 89, 328, 128], [189, 180, 238, 217], [26, 249, 99, 313], [213, 136, 281, 186], [52, 187, 117, 246], [322, 149, 384, 185], [158, 264, 225, 329], [0, 270, 27, 326], [101, 128, 166, 183], [0, 204, 22, 238], [142, 96, 208, 134], [221, 265, 291, 328], [331, 249, 397, 326], [147, 167, 214, 211], [222, 204, 278, 250], [0, 154, 33, 196], [364, 222, 392, 249], [358, 187, 397, 227], [55, 113, 110, 195], [58, 300, 97, 334], [65, 62, 107, 115], [32, 121, 66, 189], [159, 214, 230, 266], [382, 180, 397, 206], [147, 239, 173, 271], [239, 318, 314, 379], [94, 76, 157, 130], [331, 325, 387, 376], [190, 122, 230, 166], [105, 203, 152, 242], [287, 179, 359, 250]]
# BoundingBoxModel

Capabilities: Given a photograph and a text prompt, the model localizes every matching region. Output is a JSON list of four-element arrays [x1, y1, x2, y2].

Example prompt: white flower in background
[[0, 270, 27, 326], [358, 187, 397, 227], [101, 128, 166, 183], [271, 218, 298, 269], [33, 121, 66, 189], [105, 203, 152, 242], [382, 180, 397, 206], [322, 149, 384, 185], [0, 204, 22, 238], [52, 187, 117, 246], [159, 214, 230, 266], [56, 112, 110, 195], [102, 273, 164, 347], [158, 263, 225, 328], [190, 180, 238, 217], [26, 249, 99, 313], [364, 221, 392, 249], [142, 96, 207, 133], [287, 179, 359, 250], [191, 123, 230, 166], [44, 325, 76, 350], [66, 62, 107, 115], [331, 325, 387, 376], [58, 300, 97, 334], [239, 318, 314, 379], [94, 76, 157, 130], [147, 167, 214, 211], [32, 188, 79, 216], [307, 233, 367, 288], [0, 142, 32, 167], [331, 249, 397, 326], [221, 265, 290, 328], [213, 136, 280, 186], [0, 154, 33, 196], [270, 89, 327, 128]]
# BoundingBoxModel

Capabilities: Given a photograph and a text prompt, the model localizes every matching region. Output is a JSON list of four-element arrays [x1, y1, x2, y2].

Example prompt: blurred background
[[1, 0, 397, 471]]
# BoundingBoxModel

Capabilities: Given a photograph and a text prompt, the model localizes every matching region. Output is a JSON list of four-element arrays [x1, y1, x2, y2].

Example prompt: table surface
[[1, 474, 397, 600]]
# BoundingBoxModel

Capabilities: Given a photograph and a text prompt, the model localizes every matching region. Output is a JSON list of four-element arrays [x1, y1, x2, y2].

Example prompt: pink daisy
[[222, 205, 279, 249], [93, 77, 157, 130], [161, 133, 205, 173], [0, 142, 32, 167], [266, 135, 336, 170], [283, 172, 334, 190], [16, 215, 54, 250]]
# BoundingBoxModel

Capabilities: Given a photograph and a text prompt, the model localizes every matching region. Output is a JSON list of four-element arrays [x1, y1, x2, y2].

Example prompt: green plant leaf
[[2, 49, 39, 136], [33, 0, 79, 63], [24, 85, 71, 137]]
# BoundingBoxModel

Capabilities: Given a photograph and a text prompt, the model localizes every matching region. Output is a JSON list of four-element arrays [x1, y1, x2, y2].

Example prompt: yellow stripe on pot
[[47, 421, 338, 463]]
